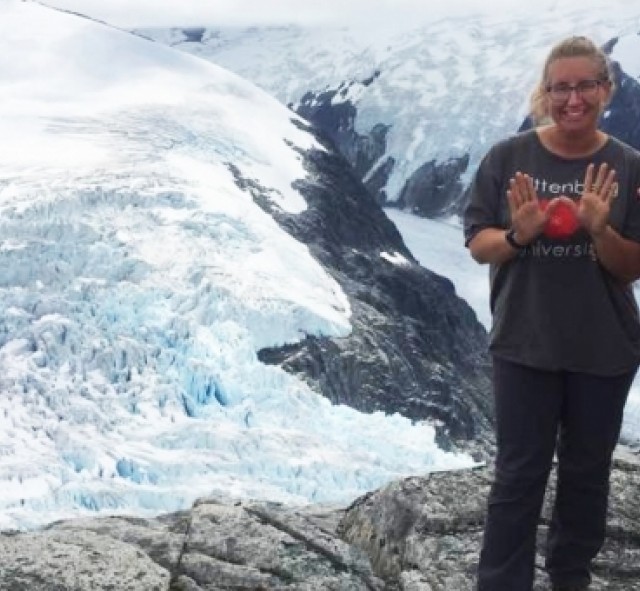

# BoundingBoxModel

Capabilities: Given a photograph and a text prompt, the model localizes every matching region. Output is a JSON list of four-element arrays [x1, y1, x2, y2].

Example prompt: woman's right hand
[[506, 172, 555, 245]]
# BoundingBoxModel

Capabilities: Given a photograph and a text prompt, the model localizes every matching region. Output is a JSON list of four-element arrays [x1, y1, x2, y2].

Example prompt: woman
[[464, 36, 640, 591]]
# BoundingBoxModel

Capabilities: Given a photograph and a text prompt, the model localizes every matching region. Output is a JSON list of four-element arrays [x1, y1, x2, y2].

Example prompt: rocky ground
[[1, 449, 638, 590]]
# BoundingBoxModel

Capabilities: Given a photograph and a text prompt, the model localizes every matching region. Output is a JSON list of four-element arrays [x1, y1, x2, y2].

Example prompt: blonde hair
[[529, 35, 615, 125]]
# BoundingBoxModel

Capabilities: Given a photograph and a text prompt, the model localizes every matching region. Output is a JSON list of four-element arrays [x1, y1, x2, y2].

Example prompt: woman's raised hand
[[507, 172, 552, 245], [578, 162, 617, 237]]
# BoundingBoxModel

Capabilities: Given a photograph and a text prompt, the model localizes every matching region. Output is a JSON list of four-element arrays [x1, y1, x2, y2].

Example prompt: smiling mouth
[[562, 108, 587, 121]]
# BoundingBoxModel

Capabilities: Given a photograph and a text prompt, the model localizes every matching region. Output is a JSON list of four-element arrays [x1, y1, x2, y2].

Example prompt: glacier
[[0, 1, 475, 531]]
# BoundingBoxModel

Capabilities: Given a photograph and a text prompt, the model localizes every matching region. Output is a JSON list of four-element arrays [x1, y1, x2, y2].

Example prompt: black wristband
[[505, 228, 526, 250]]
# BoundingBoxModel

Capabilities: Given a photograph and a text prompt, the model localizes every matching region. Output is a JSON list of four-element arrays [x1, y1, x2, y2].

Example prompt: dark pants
[[476, 357, 635, 591]]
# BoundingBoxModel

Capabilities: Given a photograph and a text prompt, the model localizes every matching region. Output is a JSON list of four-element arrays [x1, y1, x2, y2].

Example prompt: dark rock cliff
[[295, 79, 395, 206], [294, 84, 467, 217], [397, 154, 470, 218], [233, 123, 494, 456]]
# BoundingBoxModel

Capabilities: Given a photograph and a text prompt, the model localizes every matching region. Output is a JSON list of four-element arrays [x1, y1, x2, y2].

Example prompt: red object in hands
[[539, 199, 579, 239]]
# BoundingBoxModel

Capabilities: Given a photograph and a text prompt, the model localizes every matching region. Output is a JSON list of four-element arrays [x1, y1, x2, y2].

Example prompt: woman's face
[[545, 56, 610, 135]]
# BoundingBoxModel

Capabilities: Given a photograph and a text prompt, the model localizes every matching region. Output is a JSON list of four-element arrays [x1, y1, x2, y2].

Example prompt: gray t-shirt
[[464, 129, 640, 376]]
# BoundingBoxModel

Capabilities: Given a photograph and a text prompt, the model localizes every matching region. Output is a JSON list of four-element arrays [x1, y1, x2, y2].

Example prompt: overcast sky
[[38, 0, 608, 28]]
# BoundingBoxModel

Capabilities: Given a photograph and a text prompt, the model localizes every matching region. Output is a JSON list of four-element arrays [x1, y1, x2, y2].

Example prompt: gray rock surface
[[1, 451, 638, 590], [339, 451, 640, 590], [0, 500, 384, 590]]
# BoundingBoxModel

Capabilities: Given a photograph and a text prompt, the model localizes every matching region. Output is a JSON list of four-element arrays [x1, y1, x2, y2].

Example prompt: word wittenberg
[[530, 177, 619, 198]]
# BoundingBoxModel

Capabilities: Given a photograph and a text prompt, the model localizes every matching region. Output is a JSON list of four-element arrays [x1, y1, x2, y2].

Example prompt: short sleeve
[[621, 147, 640, 243], [463, 144, 505, 247]]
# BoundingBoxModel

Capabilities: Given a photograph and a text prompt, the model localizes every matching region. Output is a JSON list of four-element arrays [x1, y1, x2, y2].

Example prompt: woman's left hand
[[577, 162, 617, 237]]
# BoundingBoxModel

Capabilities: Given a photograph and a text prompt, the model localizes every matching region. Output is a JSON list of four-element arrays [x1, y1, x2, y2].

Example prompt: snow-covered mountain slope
[[135, 4, 640, 215], [0, 1, 481, 530]]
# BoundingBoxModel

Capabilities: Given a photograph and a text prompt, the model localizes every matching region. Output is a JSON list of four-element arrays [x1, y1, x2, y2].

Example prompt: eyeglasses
[[546, 79, 605, 103]]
